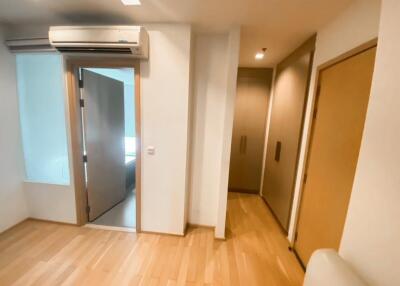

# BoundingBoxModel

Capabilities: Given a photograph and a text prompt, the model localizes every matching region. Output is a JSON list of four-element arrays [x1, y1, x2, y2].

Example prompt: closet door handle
[[275, 141, 282, 162], [240, 135, 247, 154]]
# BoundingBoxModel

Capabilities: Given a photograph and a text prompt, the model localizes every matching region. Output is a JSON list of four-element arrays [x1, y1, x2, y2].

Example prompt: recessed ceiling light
[[255, 48, 267, 60], [255, 52, 264, 60], [121, 0, 141, 5]]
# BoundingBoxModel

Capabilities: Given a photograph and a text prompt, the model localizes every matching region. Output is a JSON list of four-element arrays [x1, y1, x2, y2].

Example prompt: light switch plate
[[147, 146, 155, 155]]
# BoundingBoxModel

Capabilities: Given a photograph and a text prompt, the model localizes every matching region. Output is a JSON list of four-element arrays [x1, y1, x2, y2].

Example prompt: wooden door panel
[[229, 68, 272, 193], [295, 47, 376, 265], [229, 77, 248, 189]]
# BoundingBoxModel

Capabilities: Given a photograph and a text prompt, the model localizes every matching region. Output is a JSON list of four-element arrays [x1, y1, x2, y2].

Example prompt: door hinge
[[303, 174, 308, 184], [79, 79, 84, 88], [83, 154, 88, 163], [295, 232, 299, 242], [86, 205, 90, 214], [79, 99, 85, 108]]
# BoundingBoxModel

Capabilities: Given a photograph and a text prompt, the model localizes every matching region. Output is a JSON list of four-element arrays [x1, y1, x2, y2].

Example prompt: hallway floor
[[91, 190, 136, 229], [0, 192, 304, 285]]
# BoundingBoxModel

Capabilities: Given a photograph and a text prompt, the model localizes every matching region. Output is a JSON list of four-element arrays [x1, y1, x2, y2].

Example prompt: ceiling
[[0, 0, 353, 67]]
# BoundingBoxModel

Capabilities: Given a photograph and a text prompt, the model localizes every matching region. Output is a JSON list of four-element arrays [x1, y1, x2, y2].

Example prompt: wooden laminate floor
[[0, 192, 304, 286]]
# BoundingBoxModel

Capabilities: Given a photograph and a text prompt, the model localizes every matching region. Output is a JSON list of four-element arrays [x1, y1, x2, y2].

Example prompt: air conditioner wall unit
[[48, 26, 149, 58], [6, 38, 55, 53]]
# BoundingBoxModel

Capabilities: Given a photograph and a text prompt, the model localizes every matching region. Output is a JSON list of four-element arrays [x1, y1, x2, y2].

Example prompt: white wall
[[23, 183, 76, 223], [21, 57, 77, 225], [215, 28, 241, 238], [0, 25, 76, 227], [188, 29, 240, 237], [340, 1, 400, 285], [288, 0, 381, 242], [183, 32, 196, 229], [140, 24, 192, 235], [189, 34, 229, 226], [0, 26, 29, 232]]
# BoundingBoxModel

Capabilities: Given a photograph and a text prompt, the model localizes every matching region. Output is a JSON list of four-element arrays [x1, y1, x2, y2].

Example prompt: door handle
[[275, 141, 282, 162], [240, 135, 247, 154]]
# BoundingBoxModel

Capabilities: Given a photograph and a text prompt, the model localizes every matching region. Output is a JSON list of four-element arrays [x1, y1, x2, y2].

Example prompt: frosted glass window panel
[[16, 54, 70, 185]]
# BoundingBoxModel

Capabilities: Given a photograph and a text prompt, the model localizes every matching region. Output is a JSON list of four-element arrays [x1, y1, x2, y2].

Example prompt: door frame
[[65, 57, 142, 232], [291, 38, 377, 267]]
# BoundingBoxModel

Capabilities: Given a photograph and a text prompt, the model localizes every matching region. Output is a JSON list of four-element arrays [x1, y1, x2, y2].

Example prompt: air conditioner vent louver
[[56, 47, 133, 54]]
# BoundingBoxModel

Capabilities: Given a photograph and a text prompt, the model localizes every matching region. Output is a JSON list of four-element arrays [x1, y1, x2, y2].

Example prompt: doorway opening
[[66, 58, 141, 232], [80, 68, 136, 229]]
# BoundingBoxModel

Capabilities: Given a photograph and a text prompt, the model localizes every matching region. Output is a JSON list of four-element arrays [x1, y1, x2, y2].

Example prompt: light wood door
[[82, 69, 126, 221], [294, 47, 376, 265], [262, 51, 313, 231], [229, 68, 272, 193]]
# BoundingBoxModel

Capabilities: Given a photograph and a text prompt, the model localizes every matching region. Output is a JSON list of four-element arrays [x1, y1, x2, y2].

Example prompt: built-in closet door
[[229, 68, 272, 193], [294, 46, 376, 266], [262, 37, 315, 231]]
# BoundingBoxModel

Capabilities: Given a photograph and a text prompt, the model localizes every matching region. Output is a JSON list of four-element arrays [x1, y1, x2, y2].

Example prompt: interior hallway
[[0, 192, 303, 286]]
